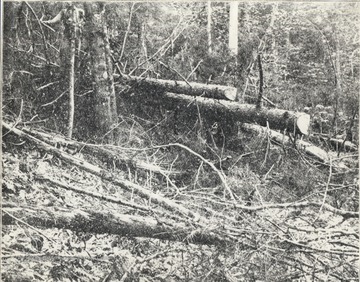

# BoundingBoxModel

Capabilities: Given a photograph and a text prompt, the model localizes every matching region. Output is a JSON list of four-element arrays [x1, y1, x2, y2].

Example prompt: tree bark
[[2, 205, 226, 246], [118, 75, 238, 101], [161, 92, 310, 135], [84, 3, 117, 143], [67, 10, 76, 139], [256, 53, 263, 109]]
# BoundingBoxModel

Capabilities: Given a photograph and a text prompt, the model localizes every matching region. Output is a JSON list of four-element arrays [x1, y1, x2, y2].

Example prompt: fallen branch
[[2, 122, 200, 220], [20, 126, 179, 175], [35, 175, 150, 211], [234, 200, 359, 219], [118, 3, 136, 63], [154, 143, 236, 202], [2, 205, 227, 246]]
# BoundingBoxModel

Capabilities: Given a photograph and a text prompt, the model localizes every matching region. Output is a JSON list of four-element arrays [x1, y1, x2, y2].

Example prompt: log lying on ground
[[162, 92, 310, 135], [241, 123, 348, 169], [311, 134, 358, 152], [328, 138, 357, 152], [242, 123, 328, 161], [20, 126, 179, 175], [2, 205, 226, 245], [117, 74, 238, 101], [2, 122, 201, 220]]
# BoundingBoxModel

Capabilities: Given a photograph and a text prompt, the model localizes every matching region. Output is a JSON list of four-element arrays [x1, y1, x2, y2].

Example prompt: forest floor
[[2, 116, 359, 281]]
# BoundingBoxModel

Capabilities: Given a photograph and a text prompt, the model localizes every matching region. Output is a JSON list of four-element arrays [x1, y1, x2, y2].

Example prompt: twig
[[36, 81, 59, 91], [2, 253, 110, 263], [2, 210, 56, 243], [156, 143, 236, 202], [262, 95, 277, 107], [129, 18, 186, 75], [158, 60, 191, 87], [118, 3, 136, 63], [41, 90, 67, 107], [25, 2, 50, 63], [186, 59, 203, 80], [2, 99, 23, 138], [233, 200, 359, 218], [313, 158, 332, 223]]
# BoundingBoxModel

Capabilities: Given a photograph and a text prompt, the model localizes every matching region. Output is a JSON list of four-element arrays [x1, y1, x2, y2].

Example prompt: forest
[[2, 1, 359, 281]]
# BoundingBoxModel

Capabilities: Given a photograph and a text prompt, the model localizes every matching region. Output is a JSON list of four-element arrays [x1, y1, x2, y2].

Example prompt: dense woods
[[2, 1, 359, 281]]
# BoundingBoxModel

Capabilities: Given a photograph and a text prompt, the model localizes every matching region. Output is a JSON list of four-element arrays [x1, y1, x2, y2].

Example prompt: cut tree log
[[328, 138, 357, 152], [311, 134, 358, 152], [2, 205, 227, 246], [240, 123, 349, 169], [241, 123, 328, 161], [117, 74, 238, 101], [162, 92, 310, 136], [2, 122, 201, 220]]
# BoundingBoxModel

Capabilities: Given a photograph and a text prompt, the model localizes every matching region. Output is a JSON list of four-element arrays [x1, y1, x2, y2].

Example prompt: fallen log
[[20, 126, 180, 175], [240, 123, 348, 169], [117, 74, 238, 101], [311, 134, 358, 152], [2, 205, 227, 245], [162, 92, 310, 135], [328, 138, 357, 152], [2, 122, 201, 220]]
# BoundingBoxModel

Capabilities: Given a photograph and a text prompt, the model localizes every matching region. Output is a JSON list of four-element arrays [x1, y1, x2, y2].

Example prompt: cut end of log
[[296, 113, 311, 135], [223, 87, 237, 101]]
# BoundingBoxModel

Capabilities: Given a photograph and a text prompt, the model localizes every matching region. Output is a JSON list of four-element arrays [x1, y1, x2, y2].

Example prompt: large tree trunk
[[2, 205, 226, 246], [160, 92, 310, 135], [118, 75, 238, 101], [67, 6, 76, 138], [84, 3, 118, 143]]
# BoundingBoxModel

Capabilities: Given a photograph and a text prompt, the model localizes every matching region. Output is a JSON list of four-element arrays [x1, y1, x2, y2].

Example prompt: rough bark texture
[[119, 75, 238, 101], [161, 92, 310, 135], [85, 3, 116, 143], [2, 205, 225, 246]]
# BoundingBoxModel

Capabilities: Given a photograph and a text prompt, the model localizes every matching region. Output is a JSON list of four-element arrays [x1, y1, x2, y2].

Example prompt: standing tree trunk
[[333, 31, 342, 129], [256, 53, 263, 109], [228, 1, 239, 55], [84, 3, 118, 143], [67, 9, 76, 138], [207, 1, 212, 54]]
